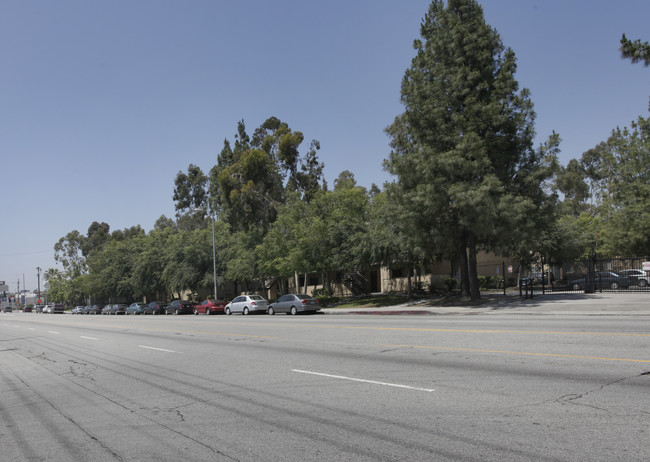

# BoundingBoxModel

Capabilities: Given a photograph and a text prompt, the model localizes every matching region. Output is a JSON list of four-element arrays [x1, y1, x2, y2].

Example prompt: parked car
[[85, 305, 101, 314], [165, 300, 193, 315], [268, 294, 321, 315], [23, 305, 33, 313], [42, 305, 53, 313], [193, 299, 226, 315], [2, 305, 12, 313], [34, 304, 45, 313], [617, 269, 650, 287], [147, 301, 167, 315], [225, 295, 268, 315], [71, 305, 85, 315], [101, 304, 113, 315], [112, 304, 127, 315], [125, 302, 147, 315], [520, 271, 553, 286], [568, 271, 630, 290]]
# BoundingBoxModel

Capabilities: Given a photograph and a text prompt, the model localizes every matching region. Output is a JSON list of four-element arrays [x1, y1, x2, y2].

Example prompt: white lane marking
[[139, 345, 179, 353], [292, 369, 435, 393], [48, 331, 60, 334], [80, 336, 98, 340], [28, 328, 36, 330]]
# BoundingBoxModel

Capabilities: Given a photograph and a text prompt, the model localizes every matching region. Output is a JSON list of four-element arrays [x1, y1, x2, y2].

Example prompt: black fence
[[519, 256, 650, 295]]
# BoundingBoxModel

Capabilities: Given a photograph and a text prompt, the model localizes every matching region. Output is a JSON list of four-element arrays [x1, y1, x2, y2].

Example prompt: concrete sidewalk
[[321, 293, 650, 316]]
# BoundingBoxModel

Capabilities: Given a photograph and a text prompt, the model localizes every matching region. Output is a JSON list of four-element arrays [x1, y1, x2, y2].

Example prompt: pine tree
[[385, 0, 555, 299]]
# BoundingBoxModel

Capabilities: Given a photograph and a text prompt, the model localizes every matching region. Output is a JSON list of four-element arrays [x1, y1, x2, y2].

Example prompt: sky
[[1, 0, 648, 292]]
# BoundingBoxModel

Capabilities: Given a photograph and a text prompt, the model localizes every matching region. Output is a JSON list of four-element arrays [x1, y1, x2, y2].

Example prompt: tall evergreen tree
[[385, 0, 555, 299]]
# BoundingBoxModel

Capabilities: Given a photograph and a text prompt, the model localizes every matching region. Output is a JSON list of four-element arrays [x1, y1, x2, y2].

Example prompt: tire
[[610, 282, 619, 290], [225, 307, 231, 315], [194, 309, 199, 315], [243, 307, 249, 315], [268, 307, 275, 315], [290, 306, 297, 315], [639, 279, 648, 287], [175, 309, 180, 315], [572, 283, 581, 291], [206, 308, 211, 315]]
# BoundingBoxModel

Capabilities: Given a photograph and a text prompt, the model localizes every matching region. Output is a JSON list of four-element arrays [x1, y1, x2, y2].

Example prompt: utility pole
[[36, 267, 41, 303]]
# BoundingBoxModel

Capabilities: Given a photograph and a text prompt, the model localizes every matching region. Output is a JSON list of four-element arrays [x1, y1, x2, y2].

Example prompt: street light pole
[[36, 267, 41, 302], [194, 207, 218, 300], [211, 212, 217, 300]]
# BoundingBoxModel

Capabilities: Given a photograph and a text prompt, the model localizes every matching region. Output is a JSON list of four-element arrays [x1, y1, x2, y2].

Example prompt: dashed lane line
[[292, 369, 435, 392]]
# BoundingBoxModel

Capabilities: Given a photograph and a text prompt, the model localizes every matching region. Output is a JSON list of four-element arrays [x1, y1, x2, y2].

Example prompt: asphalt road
[[1, 311, 648, 461]]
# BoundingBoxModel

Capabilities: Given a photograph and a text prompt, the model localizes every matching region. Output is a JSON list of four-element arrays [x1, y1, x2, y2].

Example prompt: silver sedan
[[267, 294, 321, 315], [225, 295, 268, 315]]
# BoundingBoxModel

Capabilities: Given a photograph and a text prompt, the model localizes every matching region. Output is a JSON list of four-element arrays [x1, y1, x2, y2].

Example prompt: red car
[[193, 299, 226, 315]]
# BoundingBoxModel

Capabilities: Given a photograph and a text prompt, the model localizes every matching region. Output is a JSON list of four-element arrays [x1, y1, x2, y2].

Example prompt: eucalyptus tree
[[385, 0, 556, 299], [211, 117, 325, 232]]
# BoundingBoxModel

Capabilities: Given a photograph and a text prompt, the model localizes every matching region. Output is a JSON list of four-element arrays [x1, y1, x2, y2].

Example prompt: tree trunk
[[458, 232, 470, 297], [468, 231, 480, 300], [407, 264, 413, 299]]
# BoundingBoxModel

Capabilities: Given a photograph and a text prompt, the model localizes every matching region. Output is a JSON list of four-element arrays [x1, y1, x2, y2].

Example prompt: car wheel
[[268, 307, 275, 315], [290, 306, 297, 315], [243, 307, 249, 315], [610, 282, 619, 290], [572, 283, 580, 291], [194, 309, 199, 315], [225, 307, 231, 315], [206, 308, 211, 315], [175, 309, 180, 315], [639, 279, 648, 287]]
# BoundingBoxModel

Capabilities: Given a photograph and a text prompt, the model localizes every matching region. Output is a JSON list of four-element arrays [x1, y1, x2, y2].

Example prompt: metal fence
[[520, 255, 650, 295]]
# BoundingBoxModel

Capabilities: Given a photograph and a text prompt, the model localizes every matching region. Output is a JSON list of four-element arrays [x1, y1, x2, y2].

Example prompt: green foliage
[[620, 34, 650, 66], [385, 0, 555, 299], [580, 117, 650, 255]]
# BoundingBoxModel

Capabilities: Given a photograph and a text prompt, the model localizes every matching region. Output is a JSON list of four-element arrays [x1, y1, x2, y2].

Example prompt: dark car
[[2, 305, 12, 313], [101, 304, 113, 315], [193, 299, 226, 315], [521, 271, 553, 286], [23, 305, 33, 313], [165, 300, 193, 315], [85, 304, 101, 314], [618, 269, 650, 287], [268, 294, 321, 315], [568, 271, 630, 290], [147, 301, 168, 315], [125, 302, 147, 315]]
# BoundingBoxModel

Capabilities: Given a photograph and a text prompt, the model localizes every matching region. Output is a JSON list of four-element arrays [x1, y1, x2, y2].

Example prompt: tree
[[54, 230, 87, 278], [580, 116, 650, 255], [212, 117, 325, 232], [620, 34, 650, 66], [385, 0, 555, 300], [173, 164, 208, 218]]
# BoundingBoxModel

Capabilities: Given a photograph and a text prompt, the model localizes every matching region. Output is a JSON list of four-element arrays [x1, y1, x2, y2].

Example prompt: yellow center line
[[382, 344, 650, 363], [224, 321, 650, 337]]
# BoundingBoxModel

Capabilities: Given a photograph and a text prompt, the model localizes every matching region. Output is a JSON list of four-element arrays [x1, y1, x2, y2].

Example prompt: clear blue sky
[[1, 0, 648, 292]]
